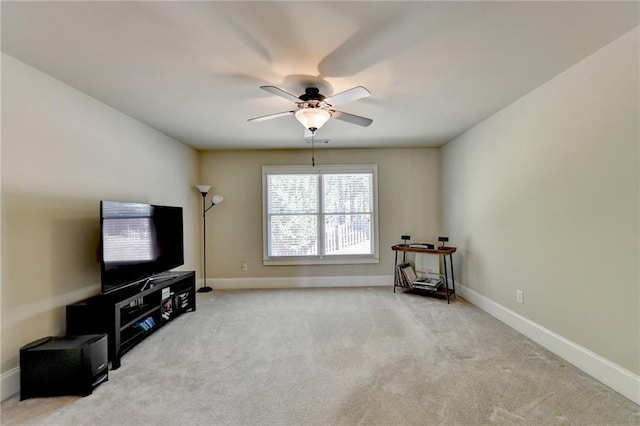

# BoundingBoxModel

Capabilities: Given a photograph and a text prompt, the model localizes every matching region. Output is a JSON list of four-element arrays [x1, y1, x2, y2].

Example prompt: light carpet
[[2, 287, 639, 425]]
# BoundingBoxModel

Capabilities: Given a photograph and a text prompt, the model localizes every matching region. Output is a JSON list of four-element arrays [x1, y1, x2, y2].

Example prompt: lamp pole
[[199, 190, 211, 292], [195, 185, 223, 293]]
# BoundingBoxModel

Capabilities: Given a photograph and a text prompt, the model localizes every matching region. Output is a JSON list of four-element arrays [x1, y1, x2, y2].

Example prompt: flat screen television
[[100, 201, 184, 294]]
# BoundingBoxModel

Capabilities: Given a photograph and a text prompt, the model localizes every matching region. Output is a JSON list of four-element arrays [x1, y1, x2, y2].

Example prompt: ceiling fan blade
[[317, 4, 450, 78], [325, 86, 371, 106], [260, 86, 300, 103], [247, 111, 294, 122], [331, 110, 373, 127]]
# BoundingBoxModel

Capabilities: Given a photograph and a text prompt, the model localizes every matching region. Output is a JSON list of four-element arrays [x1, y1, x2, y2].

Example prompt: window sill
[[263, 257, 380, 266]]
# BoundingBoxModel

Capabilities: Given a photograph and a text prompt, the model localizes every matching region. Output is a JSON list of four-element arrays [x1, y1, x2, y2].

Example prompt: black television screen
[[100, 201, 184, 294]]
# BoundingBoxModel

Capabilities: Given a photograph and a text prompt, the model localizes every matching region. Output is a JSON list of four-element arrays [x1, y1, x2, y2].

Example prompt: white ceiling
[[2, 1, 638, 150]]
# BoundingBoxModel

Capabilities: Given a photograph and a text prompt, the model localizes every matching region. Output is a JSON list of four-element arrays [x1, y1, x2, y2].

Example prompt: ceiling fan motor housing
[[299, 87, 325, 102]]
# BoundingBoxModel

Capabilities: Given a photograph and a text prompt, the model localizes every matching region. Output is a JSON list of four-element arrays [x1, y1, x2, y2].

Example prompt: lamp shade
[[295, 108, 331, 130], [196, 185, 211, 195], [212, 195, 224, 205]]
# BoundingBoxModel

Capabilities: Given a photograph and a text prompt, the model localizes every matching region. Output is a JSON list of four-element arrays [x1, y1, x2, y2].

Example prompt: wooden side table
[[391, 245, 457, 303]]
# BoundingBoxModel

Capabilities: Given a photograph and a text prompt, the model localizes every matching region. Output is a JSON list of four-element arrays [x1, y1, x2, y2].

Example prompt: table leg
[[393, 251, 398, 293], [443, 255, 450, 304], [449, 254, 456, 300]]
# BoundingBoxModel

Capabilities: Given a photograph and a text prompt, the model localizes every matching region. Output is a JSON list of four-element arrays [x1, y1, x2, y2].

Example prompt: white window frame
[[262, 164, 380, 266]]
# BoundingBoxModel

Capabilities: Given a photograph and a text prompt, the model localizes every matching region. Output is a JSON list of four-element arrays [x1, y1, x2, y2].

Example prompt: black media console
[[66, 271, 196, 369]]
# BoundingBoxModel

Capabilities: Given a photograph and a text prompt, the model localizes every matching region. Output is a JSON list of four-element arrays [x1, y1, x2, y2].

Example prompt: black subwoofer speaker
[[20, 334, 108, 400]]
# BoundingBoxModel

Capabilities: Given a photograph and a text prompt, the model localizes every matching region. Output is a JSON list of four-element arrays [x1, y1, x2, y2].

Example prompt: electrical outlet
[[241, 261, 248, 272], [516, 290, 524, 304]]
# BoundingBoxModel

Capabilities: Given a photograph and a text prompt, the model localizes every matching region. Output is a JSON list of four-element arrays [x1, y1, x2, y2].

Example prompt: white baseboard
[[204, 275, 394, 290], [1, 367, 20, 402], [458, 284, 640, 405]]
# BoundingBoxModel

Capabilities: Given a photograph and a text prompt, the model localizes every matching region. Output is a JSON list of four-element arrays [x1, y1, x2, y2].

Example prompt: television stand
[[66, 271, 195, 369]]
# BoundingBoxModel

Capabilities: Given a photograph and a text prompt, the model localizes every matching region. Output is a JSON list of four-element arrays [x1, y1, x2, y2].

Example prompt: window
[[263, 165, 379, 265]]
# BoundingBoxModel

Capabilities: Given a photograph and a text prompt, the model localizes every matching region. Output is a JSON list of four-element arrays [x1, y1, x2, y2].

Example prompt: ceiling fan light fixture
[[295, 108, 331, 131]]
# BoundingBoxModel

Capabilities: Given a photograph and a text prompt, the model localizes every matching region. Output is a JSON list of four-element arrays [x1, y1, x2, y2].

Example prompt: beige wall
[[199, 148, 440, 281], [1, 54, 199, 377], [441, 29, 639, 374]]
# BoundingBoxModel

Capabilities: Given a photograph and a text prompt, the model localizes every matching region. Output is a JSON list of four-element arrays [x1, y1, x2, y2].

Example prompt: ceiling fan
[[248, 85, 373, 136]]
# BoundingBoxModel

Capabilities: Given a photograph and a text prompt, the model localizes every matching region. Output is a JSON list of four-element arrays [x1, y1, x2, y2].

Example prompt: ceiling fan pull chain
[[311, 131, 315, 167]]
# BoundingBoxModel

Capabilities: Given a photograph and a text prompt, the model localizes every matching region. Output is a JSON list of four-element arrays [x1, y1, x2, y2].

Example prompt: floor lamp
[[196, 185, 223, 293]]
